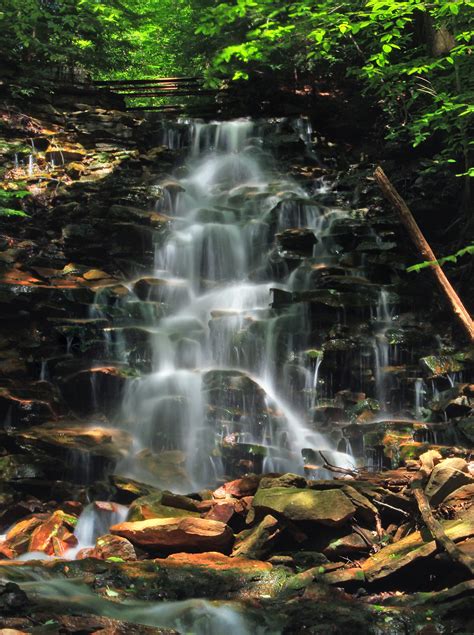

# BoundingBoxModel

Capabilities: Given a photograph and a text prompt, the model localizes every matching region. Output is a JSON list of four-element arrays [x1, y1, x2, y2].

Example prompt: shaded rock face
[[110, 517, 234, 554], [425, 457, 471, 506]]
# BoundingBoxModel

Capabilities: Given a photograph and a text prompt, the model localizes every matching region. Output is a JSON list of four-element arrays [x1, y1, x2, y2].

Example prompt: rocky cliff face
[[0, 82, 472, 634]]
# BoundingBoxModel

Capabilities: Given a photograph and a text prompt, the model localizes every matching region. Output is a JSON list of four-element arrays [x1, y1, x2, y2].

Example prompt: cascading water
[[118, 119, 354, 491]]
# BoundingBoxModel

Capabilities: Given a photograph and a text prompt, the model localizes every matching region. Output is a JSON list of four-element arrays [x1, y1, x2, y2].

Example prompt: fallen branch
[[411, 481, 474, 576], [374, 166, 474, 342], [319, 451, 358, 476], [372, 498, 410, 518]]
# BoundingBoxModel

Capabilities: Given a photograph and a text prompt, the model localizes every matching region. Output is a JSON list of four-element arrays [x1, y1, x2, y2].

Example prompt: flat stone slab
[[110, 517, 233, 554], [362, 511, 474, 582], [252, 487, 356, 526]]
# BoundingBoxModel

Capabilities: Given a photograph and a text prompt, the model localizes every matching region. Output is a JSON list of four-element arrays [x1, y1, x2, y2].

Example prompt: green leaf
[[105, 587, 119, 597], [0, 207, 29, 217]]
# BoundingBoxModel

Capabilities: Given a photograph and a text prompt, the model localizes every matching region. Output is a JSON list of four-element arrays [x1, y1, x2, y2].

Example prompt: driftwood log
[[411, 480, 474, 576], [374, 166, 474, 342]]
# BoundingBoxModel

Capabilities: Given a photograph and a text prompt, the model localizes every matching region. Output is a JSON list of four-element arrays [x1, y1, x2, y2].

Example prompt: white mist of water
[[3, 574, 278, 635], [71, 502, 128, 554]]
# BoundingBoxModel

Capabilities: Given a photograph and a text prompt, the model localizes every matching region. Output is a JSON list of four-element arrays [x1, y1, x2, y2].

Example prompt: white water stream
[[117, 119, 353, 490]]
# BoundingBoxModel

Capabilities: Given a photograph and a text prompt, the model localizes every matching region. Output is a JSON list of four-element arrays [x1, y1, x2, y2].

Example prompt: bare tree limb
[[374, 166, 474, 342]]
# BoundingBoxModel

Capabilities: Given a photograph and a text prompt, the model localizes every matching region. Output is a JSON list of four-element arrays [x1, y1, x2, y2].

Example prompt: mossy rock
[[252, 487, 356, 526], [420, 355, 464, 377]]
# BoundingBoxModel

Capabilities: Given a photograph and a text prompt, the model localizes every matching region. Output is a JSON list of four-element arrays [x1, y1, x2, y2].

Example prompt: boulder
[[425, 458, 472, 506], [212, 474, 261, 499], [205, 502, 236, 525], [2, 509, 77, 557], [258, 473, 307, 490], [128, 492, 200, 521], [419, 449, 442, 478], [28, 510, 77, 556], [420, 355, 464, 377], [323, 531, 373, 559], [3, 516, 47, 557], [110, 517, 233, 554], [252, 487, 356, 526], [92, 534, 137, 561], [231, 515, 281, 559]]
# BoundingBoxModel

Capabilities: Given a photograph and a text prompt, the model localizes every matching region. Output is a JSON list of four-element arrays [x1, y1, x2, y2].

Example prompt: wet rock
[[65, 161, 86, 179], [231, 514, 280, 559], [82, 268, 112, 281], [0, 455, 46, 482], [340, 485, 378, 524], [2, 515, 47, 557], [0, 387, 57, 427], [0, 498, 45, 533], [93, 534, 137, 561], [128, 492, 200, 521], [133, 277, 188, 304], [60, 366, 127, 416], [420, 355, 464, 377], [292, 551, 329, 569], [212, 474, 261, 499], [0, 583, 28, 615], [28, 509, 77, 556], [46, 145, 86, 164], [252, 487, 356, 526], [429, 384, 473, 419], [424, 458, 472, 506], [110, 517, 234, 554], [134, 450, 191, 490], [276, 228, 317, 255], [110, 476, 159, 504], [13, 423, 131, 463]]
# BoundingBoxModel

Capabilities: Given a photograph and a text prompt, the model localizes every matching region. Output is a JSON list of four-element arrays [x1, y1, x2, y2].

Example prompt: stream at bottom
[[0, 568, 281, 634]]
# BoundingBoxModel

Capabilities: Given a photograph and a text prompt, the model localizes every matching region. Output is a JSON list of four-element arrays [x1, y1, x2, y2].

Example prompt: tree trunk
[[411, 482, 474, 576], [374, 166, 474, 342]]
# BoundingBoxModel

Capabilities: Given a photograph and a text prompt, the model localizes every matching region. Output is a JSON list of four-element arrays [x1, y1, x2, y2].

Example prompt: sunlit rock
[[110, 517, 234, 554]]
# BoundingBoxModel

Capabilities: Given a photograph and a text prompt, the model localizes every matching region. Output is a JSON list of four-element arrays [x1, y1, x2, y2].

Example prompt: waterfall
[[118, 119, 354, 491]]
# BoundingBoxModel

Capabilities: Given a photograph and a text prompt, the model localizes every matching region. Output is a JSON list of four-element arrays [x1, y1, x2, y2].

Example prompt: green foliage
[[0, 0, 132, 74], [0, 1, 212, 80], [407, 243, 474, 272], [0, 187, 30, 218], [198, 0, 473, 179], [0, 208, 29, 218]]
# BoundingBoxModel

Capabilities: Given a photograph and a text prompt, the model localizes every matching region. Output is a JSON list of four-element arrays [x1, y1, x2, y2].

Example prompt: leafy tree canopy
[[198, 0, 473, 179]]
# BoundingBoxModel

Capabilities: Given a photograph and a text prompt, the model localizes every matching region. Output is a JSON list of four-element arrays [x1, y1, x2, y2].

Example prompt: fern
[[407, 244, 474, 272]]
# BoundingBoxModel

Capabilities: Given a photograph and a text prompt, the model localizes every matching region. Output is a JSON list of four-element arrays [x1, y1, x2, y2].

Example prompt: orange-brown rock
[[92, 534, 137, 561], [212, 475, 261, 499], [165, 551, 271, 572], [4, 516, 47, 557], [205, 502, 236, 524], [110, 517, 234, 554], [28, 510, 78, 556]]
